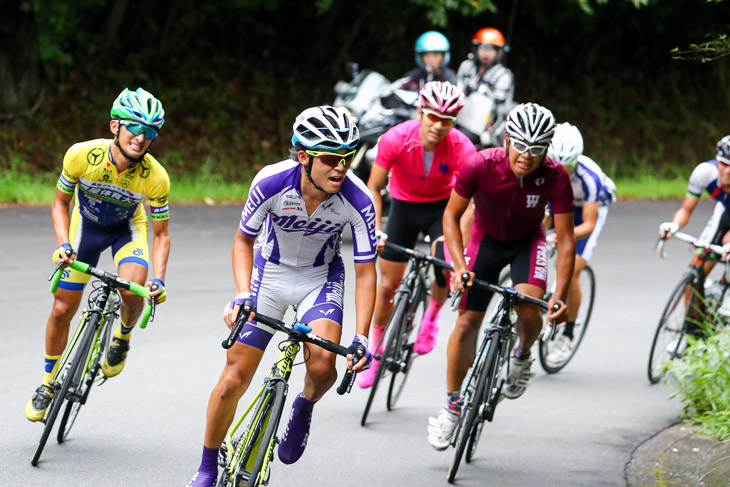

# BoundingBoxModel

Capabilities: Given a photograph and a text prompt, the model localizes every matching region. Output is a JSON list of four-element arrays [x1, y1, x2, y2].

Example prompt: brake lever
[[450, 272, 470, 311]]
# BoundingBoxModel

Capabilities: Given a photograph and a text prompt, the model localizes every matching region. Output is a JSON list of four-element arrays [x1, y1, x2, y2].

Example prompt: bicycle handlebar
[[383, 241, 453, 271], [657, 231, 727, 258], [48, 257, 156, 329], [224, 305, 360, 395]]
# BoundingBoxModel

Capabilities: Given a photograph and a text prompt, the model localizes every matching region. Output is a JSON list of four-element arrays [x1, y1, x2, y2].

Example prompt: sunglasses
[[120, 120, 158, 140], [305, 149, 357, 167], [422, 108, 456, 126], [511, 139, 548, 157]]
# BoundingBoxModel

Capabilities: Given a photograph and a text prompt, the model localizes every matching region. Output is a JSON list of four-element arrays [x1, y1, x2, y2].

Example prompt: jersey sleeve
[[549, 167, 575, 214], [148, 164, 171, 221], [687, 162, 717, 198], [56, 144, 84, 194], [373, 127, 400, 171], [453, 152, 483, 200], [238, 170, 275, 237]]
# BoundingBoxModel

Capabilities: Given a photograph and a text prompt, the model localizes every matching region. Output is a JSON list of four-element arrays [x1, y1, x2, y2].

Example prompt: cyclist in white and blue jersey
[[187, 106, 377, 487], [545, 122, 616, 360], [660, 134, 730, 266]]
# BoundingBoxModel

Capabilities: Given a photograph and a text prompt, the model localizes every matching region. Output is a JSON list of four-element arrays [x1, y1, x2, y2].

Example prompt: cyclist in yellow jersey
[[25, 87, 171, 422]]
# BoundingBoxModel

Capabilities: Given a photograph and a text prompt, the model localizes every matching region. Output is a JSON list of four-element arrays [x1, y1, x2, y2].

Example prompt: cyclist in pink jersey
[[357, 81, 476, 389], [427, 103, 575, 450]]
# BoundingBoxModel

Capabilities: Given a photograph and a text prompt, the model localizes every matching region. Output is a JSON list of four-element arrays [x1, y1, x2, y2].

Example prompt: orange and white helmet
[[419, 81, 465, 116]]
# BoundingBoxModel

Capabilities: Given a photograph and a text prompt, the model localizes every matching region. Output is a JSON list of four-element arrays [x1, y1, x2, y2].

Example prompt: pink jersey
[[454, 148, 574, 241], [375, 119, 476, 202]]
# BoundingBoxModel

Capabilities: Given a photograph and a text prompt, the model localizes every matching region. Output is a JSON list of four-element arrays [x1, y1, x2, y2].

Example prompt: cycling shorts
[[236, 256, 346, 351], [574, 206, 609, 261], [459, 224, 547, 312], [381, 197, 449, 263], [59, 207, 149, 291]]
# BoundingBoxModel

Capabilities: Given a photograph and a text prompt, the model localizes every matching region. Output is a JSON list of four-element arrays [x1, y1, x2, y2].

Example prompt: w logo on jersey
[[439, 162, 450, 175], [526, 195, 540, 208]]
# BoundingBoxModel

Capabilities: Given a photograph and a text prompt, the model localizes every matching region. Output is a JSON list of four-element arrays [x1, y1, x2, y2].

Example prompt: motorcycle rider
[[400, 31, 458, 92], [456, 27, 515, 120]]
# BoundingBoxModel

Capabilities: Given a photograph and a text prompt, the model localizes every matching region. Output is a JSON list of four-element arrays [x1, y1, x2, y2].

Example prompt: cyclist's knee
[[452, 313, 482, 341], [217, 370, 253, 401], [119, 289, 144, 308], [50, 294, 81, 322]]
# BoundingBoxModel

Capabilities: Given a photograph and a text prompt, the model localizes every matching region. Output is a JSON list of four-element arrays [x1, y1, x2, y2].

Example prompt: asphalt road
[[0, 200, 716, 487]]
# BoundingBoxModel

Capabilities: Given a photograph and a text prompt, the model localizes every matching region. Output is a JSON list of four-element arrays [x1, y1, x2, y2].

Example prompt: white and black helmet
[[505, 103, 556, 145], [548, 122, 584, 167], [717, 135, 730, 164], [291, 106, 359, 150]]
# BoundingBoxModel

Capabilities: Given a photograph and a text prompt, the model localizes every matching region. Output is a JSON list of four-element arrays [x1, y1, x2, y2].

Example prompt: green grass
[[0, 168, 686, 205]]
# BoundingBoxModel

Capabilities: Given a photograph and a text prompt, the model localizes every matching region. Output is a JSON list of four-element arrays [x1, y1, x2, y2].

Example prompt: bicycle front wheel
[[648, 274, 697, 384], [539, 265, 595, 373], [245, 380, 286, 487], [386, 280, 427, 410], [32, 314, 97, 465], [448, 331, 501, 483], [361, 294, 408, 426]]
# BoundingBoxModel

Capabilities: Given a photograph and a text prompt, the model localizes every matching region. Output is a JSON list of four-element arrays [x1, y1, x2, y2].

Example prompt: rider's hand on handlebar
[[146, 278, 166, 304], [658, 221, 679, 240], [52, 243, 75, 266], [547, 298, 567, 323], [347, 334, 372, 372], [223, 292, 255, 330], [450, 268, 473, 295], [375, 230, 388, 254]]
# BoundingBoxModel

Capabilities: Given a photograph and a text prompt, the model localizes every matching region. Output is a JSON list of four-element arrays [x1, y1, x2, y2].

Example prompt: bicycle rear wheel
[[57, 314, 109, 443], [648, 274, 697, 384], [539, 265, 595, 373], [361, 295, 407, 426], [386, 279, 427, 410], [32, 314, 96, 465], [447, 330, 501, 483], [245, 380, 286, 487]]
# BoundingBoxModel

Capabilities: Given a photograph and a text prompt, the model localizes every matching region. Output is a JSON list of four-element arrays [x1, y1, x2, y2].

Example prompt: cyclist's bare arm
[[443, 191, 472, 293], [149, 218, 170, 284], [51, 189, 74, 263], [661, 195, 698, 238], [366, 164, 389, 234], [551, 211, 576, 322], [575, 201, 599, 240], [225, 232, 256, 328], [352, 260, 377, 371]]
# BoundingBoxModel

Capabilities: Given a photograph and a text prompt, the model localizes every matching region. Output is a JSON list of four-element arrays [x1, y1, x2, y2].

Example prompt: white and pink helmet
[[419, 81, 465, 116]]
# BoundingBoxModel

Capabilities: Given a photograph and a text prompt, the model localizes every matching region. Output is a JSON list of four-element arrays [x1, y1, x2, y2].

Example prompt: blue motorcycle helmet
[[414, 31, 451, 70]]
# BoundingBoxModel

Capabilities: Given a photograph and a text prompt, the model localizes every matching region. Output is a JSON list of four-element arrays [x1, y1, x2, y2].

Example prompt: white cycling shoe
[[503, 356, 535, 400], [427, 408, 459, 451]]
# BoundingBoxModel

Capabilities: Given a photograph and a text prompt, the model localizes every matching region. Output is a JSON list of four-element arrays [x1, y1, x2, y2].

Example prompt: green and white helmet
[[110, 87, 165, 128]]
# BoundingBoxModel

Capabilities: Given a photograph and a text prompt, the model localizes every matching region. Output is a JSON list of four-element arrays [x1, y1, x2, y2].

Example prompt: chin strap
[[304, 154, 328, 193]]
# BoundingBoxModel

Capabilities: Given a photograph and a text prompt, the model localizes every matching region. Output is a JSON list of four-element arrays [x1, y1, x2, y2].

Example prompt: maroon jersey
[[454, 147, 574, 241]]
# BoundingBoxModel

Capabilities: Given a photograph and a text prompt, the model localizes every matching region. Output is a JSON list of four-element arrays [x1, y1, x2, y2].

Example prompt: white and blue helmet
[[291, 106, 359, 150]]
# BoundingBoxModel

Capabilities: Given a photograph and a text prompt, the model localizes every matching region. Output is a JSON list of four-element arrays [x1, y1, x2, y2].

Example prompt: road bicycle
[[446, 274, 555, 483], [360, 240, 452, 426], [32, 257, 156, 466], [488, 237, 595, 374], [216, 304, 360, 487], [648, 231, 729, 384]]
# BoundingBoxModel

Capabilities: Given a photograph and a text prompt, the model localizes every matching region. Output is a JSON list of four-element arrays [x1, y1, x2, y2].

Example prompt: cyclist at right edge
[[428, 103, 575, 450]]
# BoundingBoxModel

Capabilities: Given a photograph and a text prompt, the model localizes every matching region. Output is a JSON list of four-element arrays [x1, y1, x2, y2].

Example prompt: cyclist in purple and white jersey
[[428, 103, 575, 450], [187, 106, 377, 487], [544, 122, 616, 361]]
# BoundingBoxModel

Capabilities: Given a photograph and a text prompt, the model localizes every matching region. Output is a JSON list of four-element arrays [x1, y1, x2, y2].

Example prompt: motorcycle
[[455, 90, 512, 150], [334, 62, 419, 182]]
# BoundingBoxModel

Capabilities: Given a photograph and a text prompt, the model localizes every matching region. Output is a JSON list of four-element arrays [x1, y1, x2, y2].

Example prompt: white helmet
[[291, 106, 359, 150], [548, 123, 584, 168], [505, 103, 556, 145]]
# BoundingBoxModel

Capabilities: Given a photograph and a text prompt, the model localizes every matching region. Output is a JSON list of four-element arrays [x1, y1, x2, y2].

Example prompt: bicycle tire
[[360, 295, 407, 426], [648, 273, 697, 384], [539, 265, 596, 373], [227, 385, 278, 487], [32, 314, 96, 466], [245, 380, 287, 487], [58, 314, 109, 443], [386, 277, 427, 410], [447, 330, 501, 483]]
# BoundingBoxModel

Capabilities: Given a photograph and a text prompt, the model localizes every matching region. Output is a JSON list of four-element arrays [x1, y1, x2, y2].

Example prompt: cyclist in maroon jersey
[[427, 103, 575, 450]]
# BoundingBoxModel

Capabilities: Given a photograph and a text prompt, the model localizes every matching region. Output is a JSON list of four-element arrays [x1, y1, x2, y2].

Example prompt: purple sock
[[514, 346, 531, 360], [186, 446, 218, 487], [278, 393, 316, 465]]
